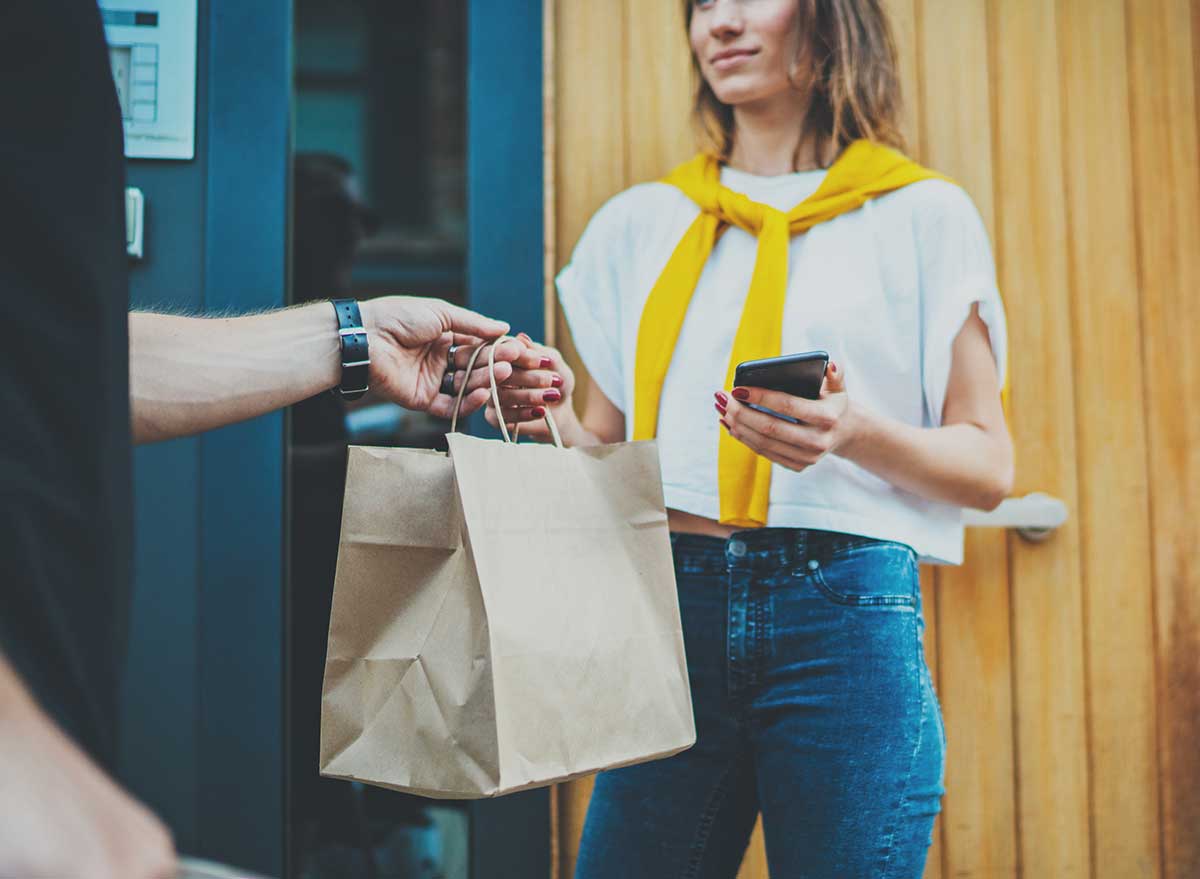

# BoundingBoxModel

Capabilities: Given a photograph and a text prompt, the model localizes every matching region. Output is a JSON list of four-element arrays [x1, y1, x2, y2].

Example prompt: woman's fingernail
[[720, 419, 731, 431], [731, 387, 750, 401], [540, 357, 553, 369], [830, 362, 839, 375], [714, 402, 727, 416], [532, 406, 546, 418], [518, 332, 533, 343], [714, 391, 729, 407], [544, 389, 563, 403], [551, 375, 564, 388]]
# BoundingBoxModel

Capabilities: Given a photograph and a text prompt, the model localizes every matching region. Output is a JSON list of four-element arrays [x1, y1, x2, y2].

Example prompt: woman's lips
[[710, 49, 758, 71]]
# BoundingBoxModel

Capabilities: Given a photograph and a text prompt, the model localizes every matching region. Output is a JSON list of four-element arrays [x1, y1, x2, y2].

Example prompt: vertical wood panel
[[552, 5, 627, 251], [551, 0, 628, 417], [987, 2, 1095, 878], [1195, 0, 1200, 161], [622, 0, 694, 185], [1056, 0, 1162, 876], [884, 0, 923, 156], [929, 535, 1017, 879], [735, 820, 769, 879], [918, 2, 1018, 877], [1126, 1, 1200, 874], [917, 1, 995, 232]]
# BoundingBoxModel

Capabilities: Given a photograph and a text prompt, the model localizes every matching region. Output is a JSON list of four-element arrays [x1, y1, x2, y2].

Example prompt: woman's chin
[[709, 80, 791, 109]]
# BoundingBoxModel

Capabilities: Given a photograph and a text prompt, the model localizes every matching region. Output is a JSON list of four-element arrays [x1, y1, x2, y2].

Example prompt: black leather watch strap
[[331, 299, 369, 401]]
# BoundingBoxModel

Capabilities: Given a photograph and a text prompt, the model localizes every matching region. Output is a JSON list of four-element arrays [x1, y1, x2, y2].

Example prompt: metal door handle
[[963, 492, 1068, 541]]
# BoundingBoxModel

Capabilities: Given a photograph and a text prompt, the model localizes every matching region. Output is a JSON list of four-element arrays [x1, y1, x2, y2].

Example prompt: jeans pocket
[[802, 542, 918, 608]]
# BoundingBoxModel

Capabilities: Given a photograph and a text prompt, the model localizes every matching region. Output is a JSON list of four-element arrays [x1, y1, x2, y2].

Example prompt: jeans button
[[808, 559, 819, 571], [728, 539, 747, 558]]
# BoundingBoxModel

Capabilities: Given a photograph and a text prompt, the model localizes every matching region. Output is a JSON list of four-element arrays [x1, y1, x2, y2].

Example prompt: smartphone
[[733, 350, 829, 423]]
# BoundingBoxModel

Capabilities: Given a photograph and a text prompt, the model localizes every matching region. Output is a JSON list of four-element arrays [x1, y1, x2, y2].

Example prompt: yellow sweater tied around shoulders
[[632, 139, 950, 528]]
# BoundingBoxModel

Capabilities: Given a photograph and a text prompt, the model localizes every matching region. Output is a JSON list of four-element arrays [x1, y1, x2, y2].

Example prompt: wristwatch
[[331, 298, 369, 401]]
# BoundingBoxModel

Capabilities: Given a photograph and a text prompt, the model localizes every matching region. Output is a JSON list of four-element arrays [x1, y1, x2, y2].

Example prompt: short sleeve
[[915, 181, 1008, 427], [555, 194, 631, 413]]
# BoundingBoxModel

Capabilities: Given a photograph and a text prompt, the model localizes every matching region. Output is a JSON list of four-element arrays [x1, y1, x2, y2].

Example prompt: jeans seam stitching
[[877, 612, 927, 879], [681, 757, 742, 879], [809, 566, 918, 608]]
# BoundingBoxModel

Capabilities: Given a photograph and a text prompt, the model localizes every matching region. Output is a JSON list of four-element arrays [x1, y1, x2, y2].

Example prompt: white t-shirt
[[556, 166, 1007, 565]]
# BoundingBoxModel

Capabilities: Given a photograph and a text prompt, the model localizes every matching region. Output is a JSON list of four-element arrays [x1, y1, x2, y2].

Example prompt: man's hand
[[363, 296, 544, 420], [0, 659, 177, 879]]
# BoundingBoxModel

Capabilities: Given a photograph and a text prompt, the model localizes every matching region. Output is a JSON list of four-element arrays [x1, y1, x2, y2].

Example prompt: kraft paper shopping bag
[[319, 339, 694, 797]]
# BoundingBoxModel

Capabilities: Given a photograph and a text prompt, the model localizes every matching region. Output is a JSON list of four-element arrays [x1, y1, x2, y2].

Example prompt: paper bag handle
[[449, 336, 564, 448]]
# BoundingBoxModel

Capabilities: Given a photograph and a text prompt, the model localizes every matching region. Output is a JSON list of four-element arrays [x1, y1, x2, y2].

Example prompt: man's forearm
[[129, 302, 343, 444]]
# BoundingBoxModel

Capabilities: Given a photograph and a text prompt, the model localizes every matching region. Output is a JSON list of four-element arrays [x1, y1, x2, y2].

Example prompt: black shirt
[[0, 0, 132, 769]]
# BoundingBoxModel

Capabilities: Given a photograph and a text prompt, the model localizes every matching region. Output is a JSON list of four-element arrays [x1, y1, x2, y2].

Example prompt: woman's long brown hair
[[684, 0, 906, 167]]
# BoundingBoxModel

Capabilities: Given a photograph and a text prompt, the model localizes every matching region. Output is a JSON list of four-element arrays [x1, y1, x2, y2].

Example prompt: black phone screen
[[734, 350, 829, 400]]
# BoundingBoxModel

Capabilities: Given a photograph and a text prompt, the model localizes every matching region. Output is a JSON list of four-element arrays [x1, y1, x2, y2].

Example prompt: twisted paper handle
[[449, 335, 564, 448]]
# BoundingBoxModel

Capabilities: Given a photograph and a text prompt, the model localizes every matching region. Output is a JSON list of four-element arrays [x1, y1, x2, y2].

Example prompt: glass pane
[[287, 1, 469, 876]]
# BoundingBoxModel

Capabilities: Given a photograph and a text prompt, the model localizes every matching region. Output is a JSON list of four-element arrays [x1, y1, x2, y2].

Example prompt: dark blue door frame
[[196, 1, 290, 873], [466, 1, 552, 877], [123, 1, 290, 875]]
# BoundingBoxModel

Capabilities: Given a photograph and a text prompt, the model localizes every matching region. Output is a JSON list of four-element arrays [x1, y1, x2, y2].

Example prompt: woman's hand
[[715, 360, 857, 472], [483, 334, 579, 442]]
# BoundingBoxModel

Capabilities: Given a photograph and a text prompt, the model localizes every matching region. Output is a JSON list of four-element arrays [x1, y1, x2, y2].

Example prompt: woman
[[485, 0, 1012, 875]]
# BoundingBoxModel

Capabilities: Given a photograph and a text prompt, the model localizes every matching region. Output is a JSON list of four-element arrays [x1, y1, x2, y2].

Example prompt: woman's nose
[[707, 0, 746, 39]]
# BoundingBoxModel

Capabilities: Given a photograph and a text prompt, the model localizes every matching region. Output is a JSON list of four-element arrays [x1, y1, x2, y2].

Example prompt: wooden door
[[544, 1, 1200, 877]]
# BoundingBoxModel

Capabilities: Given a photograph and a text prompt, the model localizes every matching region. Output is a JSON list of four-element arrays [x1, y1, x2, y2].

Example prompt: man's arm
[[130, 296, 536, 444], [130, 303, 339, 443], [0, 654, 177, 879]]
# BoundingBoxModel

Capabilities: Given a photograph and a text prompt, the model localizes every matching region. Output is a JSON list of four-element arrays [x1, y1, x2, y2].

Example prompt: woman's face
[[689, 0, 803, 107]]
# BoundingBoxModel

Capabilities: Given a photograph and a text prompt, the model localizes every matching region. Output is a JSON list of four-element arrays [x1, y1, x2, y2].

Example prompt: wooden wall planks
[[1126, 0, 1200, 874], [1057, 0, 1162, 875]]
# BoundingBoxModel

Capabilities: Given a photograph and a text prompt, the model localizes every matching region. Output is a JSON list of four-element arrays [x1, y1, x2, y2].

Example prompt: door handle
[[963, 492, 1068, 542]]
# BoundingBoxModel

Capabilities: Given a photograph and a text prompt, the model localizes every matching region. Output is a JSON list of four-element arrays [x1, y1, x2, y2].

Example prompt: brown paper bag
[[319, 343, 695, 798]]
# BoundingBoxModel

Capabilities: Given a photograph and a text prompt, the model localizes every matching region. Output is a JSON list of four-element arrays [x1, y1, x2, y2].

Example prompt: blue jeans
[[575, 529, 944, 879]]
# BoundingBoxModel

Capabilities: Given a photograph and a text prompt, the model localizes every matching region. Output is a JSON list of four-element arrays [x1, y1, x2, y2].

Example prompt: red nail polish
[[544, 389, 563, 403], [531, 406, 546, 418], [714, 402, 727, 416], [731, 387, 750, 401], [551, 375, 564, 388], [720, 419, 731, 431], [714, 391, 729, 407], [540, 357, 553, 369]]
